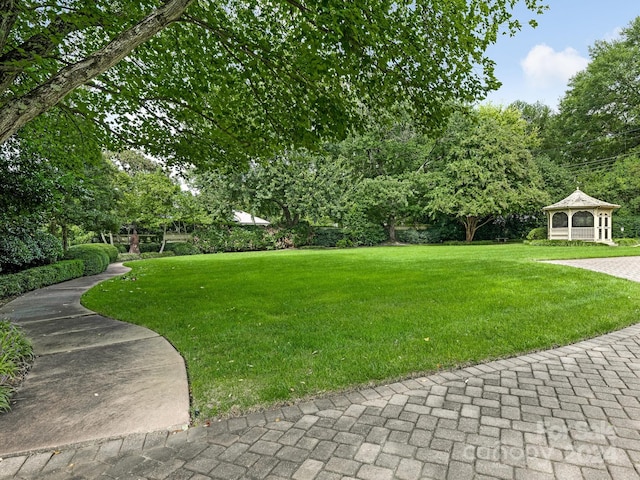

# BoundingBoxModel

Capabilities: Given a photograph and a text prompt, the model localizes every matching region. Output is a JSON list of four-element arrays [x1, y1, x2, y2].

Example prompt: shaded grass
[[81, 244, 640, 420]]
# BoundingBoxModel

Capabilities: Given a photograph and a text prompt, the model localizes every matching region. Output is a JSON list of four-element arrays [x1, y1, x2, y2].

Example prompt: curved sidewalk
[[2, 257, 640, 479], [0, 263, 189, 457]]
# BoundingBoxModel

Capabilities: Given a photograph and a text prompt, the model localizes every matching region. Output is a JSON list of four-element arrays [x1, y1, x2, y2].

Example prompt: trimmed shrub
[[139, 242, 161, 253], [442, 240, 497, 246], [336, 238, 356, 248], [0, 320, 34, 412], [164, 242, 200, 256], [527, 240, 610, 247], [64, 244, 110, 276], [90, 243, 119, 263], [614, 238, 640, 246], [116, 253, 143, 262], [0, 260, 84, 298], [117, 252, 177, 262], [141, 251, 176, 259], [526, 227, 547, 241]]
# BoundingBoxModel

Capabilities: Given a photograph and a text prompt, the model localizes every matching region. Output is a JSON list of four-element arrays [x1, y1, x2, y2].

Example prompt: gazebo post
[[567, 209, 572, 241]]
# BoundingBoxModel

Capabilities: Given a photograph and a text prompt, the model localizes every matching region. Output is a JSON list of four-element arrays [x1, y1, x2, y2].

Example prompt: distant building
[[543, 189, 620, 245], [233, 210, 270, 226]]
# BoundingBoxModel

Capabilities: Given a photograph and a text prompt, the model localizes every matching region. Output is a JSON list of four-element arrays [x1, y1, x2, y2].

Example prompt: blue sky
[[483, 1, 640, 109]]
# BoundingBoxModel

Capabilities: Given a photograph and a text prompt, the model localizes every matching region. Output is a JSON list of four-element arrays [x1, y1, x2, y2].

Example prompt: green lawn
[[82, 244, 640, 420]]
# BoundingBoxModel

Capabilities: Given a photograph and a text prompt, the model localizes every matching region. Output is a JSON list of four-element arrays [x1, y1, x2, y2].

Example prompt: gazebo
[[543, 188, 620, 244]]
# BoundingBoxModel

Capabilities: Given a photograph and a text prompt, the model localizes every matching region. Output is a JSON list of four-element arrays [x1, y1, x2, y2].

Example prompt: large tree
[[556, 16, 640, 170], [1, 1, 545, 165], [351, 174, 419, 243], [425, 105, 547, 242]]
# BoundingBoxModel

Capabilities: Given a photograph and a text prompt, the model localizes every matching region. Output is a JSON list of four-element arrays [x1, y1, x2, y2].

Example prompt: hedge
[[117, 251, 177, 262], [526, 227, 547, 241], [0, 260, 84, 298], [64, 244, 111, 276], [89, 243, 119, 263], [163, 242, 200, 256], [526, 240, 610, 247]]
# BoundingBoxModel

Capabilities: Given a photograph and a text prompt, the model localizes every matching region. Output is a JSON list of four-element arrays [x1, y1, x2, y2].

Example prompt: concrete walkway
[[2, 257, 640, 479], [0, 264, 189, 458]]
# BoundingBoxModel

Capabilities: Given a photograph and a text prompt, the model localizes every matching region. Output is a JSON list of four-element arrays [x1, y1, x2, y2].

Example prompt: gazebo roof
[[233, 210, 270, 225], [543, 188, 620, 211]]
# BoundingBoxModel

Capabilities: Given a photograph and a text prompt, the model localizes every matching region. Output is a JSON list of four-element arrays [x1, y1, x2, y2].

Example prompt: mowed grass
[[82, 244, 640, 420]]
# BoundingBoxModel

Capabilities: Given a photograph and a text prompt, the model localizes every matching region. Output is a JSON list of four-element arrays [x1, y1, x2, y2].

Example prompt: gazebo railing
[[571, 227, 594, 240]]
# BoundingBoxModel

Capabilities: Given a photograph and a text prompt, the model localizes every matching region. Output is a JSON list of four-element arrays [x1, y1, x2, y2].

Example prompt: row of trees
[[2, 8, 640, 260], [159, 16, 640, 244]]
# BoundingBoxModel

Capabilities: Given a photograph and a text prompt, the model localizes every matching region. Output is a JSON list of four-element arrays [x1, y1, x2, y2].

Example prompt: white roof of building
[[543, 188, 620, 211], [233, 210, 270, 225]]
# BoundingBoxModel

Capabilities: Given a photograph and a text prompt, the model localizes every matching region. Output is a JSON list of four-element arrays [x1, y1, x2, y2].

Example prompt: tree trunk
[[282, 205, 294, 227], [61, 224, 69, 251], [462, 215, 494, 242], [463, 217, 478, 243], [0, 0, 194, 145], [387, 215, 397, 243], [159, 226, 167, 253]]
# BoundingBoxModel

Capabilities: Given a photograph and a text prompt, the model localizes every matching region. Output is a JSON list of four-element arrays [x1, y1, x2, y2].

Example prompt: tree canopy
[[1, 0, 545, 166]]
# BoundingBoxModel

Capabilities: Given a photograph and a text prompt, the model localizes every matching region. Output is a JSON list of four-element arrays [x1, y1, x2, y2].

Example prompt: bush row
[[116, 251, 177, 262], [0, 260, 84, 298], [0, 243, 118, 300], [191, 225, 313, 253], [526, 240, 610, 247]]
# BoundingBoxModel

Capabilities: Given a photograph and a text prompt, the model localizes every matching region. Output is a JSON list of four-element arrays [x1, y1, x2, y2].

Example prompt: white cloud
[[520, 44, 589, 89]]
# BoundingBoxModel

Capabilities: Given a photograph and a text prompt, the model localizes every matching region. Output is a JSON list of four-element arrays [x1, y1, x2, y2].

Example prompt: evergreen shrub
[[164, 242, 200, 256], [64, 244, 110, 275], [91, 243, 119, 262], [526, 227, 547, 241], [614, 238, 640, 246]]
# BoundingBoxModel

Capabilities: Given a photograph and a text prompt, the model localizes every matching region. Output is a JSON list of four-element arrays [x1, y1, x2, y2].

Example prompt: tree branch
[[0, 15, 84, 95], [0, 0, 194, 145], [0, 0, 19, 54]]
